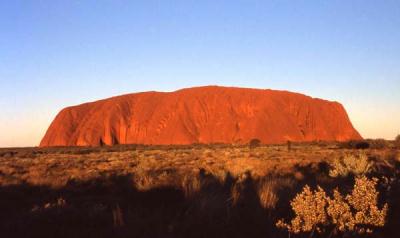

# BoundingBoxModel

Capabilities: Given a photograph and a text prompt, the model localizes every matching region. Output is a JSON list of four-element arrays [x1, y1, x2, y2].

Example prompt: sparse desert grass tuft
[[257, 181, 278, 209], [112, 204, 125, 227], [257, 176, 295, 210], [230, 173, 248, 206], [181, 174, 202, 198], [133, 171, 155, 191]]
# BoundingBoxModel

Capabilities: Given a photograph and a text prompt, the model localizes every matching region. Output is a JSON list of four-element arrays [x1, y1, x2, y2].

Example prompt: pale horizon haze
[[1, 1, 399, 147]]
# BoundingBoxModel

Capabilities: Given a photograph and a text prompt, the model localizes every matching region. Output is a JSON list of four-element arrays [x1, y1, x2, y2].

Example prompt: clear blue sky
[[1, 0, 399, 147]]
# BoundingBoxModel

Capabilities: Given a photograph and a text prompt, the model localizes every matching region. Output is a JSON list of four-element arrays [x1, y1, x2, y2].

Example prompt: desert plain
[[0, 141, 399, 238]]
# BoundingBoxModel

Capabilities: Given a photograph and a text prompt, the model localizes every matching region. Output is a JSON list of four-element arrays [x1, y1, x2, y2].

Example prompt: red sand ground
[[40, 86, 362, 147]]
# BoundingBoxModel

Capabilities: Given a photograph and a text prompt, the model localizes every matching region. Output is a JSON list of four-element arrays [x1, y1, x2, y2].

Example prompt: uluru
[[39, 86, 362, 147]]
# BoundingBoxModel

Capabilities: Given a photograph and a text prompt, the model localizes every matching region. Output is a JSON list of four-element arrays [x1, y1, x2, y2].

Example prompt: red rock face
[[40, 86, 362, 147]]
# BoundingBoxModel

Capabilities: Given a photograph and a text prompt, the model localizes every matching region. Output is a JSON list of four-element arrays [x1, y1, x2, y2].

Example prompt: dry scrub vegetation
[[0, 141, 399, 238]]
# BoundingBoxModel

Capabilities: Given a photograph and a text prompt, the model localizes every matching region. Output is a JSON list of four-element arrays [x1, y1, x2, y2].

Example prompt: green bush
[[367, 139, 390, 149], [395, 135, 400, 148], [339, 140, 370, 149], [249, 138, 261, 149]]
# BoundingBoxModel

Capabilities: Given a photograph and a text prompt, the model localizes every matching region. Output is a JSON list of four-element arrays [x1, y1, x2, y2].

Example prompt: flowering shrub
[[276, 176, 388, 236], [329, 153, 372, 178], [346, 177, 387, 230], [327, 189, 354, 232], [276, 186, 328, 234]]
